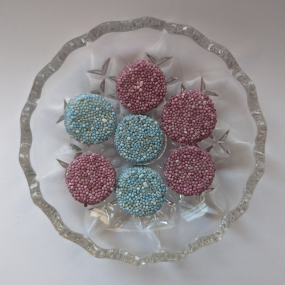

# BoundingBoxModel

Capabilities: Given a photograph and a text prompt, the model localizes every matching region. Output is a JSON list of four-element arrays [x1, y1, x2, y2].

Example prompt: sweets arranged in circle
[[161, 90, 217, 144], [164, 145, 215, 196], [114, 114, 164, 164], [64, 93, 117, 145], [116, 166, 166, 216], [116, 60, 167, 114], [65, 153, 116, 207]]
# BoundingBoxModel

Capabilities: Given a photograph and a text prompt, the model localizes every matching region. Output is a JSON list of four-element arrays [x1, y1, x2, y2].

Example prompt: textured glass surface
[[19, 17, 266, 266]]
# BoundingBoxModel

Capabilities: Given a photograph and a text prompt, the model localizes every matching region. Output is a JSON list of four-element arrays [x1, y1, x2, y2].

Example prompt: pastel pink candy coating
[[161, 90, 217, 144], [65, 153, 116, 206], [116, 60, 167, 114], [164, 145, 215, 196]]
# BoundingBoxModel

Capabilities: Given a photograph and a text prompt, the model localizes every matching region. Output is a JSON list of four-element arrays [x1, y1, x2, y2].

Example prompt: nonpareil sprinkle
[[161, 90, 217, 144], [114, 115, 164, 163], [116, 166, 166, 216], [164, 145, 215, 196], [116, 60, 167, 114], [64, 93, 117, 144], [65, 153, 116, 206]]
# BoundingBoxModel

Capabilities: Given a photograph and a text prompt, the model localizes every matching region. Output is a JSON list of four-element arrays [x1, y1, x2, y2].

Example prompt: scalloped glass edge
[[19, 17, 267, 266]]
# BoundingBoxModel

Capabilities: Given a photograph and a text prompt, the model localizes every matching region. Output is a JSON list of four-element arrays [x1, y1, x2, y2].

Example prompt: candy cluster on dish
[[62, 59, 217, 217]]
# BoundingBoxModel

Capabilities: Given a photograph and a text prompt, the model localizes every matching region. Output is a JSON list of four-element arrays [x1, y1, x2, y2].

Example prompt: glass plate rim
[[19, 17, 267, 266]]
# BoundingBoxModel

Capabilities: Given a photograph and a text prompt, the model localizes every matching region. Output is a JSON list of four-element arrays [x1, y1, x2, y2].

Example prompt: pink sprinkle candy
[[116, 60, 167, 114], [161, 90, 217, 144], [164, 145, 215, 196], [65, 153, 116, 207]]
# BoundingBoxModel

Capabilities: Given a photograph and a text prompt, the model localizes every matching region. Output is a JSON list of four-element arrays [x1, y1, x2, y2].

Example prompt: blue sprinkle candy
[[116, 166, 166, 217], [114, 115, 164, 163], [64, 94, 117, 144]]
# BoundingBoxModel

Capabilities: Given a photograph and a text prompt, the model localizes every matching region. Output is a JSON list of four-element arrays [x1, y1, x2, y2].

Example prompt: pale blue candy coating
[[64, 94, 117, 144], [114, 115, 164, 163], [116, 166, 166, 217]]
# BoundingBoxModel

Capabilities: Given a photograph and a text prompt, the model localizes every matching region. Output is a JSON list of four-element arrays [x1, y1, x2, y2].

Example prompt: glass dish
[[19, 17, 267, 266]]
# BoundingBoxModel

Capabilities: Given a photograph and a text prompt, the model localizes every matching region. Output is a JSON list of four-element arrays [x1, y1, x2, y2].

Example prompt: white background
[[0, 0, 284, 284]]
